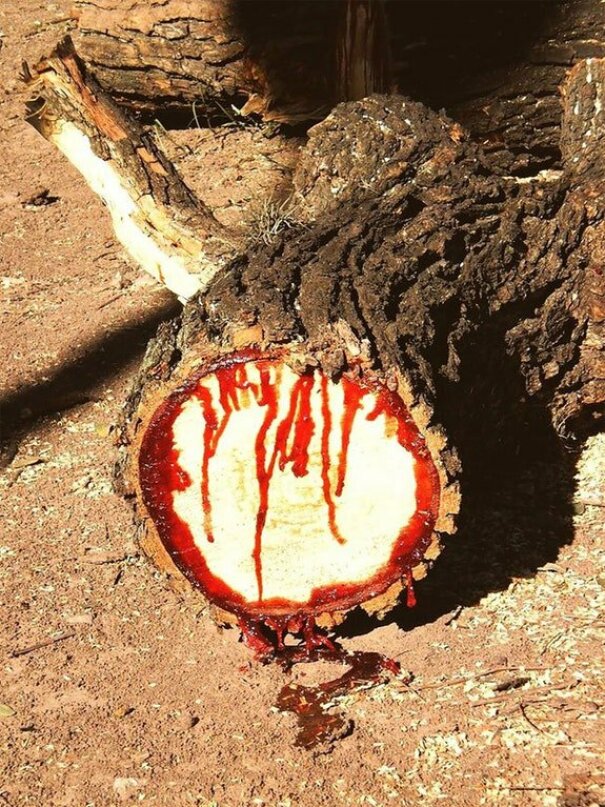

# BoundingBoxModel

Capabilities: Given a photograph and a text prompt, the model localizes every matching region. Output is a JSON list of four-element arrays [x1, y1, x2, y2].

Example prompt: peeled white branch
[[24, 38, 240, 301]]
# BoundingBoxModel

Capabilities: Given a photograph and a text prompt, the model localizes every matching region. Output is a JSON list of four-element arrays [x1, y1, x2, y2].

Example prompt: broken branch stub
[[24, 37, 239, 300]]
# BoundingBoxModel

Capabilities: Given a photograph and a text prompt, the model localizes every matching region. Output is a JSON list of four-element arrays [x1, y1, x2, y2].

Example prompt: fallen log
[[73, 0, 605, 175], [74, 0, 389, 124], [24, 39, 604, 656]]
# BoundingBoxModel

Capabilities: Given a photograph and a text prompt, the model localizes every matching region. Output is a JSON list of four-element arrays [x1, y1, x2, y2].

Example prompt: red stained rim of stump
[[138, 351, 441, 618]]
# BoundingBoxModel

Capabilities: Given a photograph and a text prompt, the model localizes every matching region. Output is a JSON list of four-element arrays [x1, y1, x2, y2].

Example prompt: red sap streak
[[253, 367, 280, 600], [195, 365, 256, 542], [320, 375, 346, 545], [196, 366, 318, 603], [405, 568, 417, 608], [243, 614, 338, 662], [215, 363, 257, 446], [212, 367, 237, 449], [273, 376, 304, 471], [336, 377, 367, 497], [193, 386, 219, 542], [279, 374, 315, 477], [250, 372, 316, 600], [219, 366, 241, 411], [139, 382, 249, 612], [290, 376, 314, 476]]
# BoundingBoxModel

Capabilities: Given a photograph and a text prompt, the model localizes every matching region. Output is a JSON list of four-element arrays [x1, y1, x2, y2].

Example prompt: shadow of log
[[0, 297, 180, 456], [339, 329, 577, 639]]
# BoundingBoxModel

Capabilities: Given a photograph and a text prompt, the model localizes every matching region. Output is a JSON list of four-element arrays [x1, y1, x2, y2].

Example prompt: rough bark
[[75, 0, 342, 123], [75, 0, 605, 174]]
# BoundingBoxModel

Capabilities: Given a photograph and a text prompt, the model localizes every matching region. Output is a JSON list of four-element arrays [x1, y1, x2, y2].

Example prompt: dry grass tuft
[[246, 195, 304, 246]]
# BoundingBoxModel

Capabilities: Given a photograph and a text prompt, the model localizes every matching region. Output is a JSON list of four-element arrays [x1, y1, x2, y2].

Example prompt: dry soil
[[1, 4, 604, 806]]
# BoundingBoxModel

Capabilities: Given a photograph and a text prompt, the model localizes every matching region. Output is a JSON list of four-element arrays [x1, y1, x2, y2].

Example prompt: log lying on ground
[[74, 0, 344, 123], [25, 40, 604, 654], [124, 82, 603, 645], [74, 0, 605, 175]]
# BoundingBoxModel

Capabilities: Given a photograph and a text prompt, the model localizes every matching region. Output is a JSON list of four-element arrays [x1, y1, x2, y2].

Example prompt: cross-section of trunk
[[134, 348, 451, 628]]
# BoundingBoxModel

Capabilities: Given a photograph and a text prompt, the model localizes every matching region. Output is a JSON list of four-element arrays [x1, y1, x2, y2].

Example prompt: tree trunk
[[75, 0, 345, 123], [74, 0, 605, 175], [25, 38, 604, 657]]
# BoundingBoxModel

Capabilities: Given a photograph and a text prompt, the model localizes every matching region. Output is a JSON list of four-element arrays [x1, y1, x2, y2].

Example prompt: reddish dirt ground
[[1, 3, 604, 806]]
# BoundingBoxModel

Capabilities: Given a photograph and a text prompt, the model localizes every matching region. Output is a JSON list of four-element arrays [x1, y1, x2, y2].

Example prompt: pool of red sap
[[138, 353, 440, 617]]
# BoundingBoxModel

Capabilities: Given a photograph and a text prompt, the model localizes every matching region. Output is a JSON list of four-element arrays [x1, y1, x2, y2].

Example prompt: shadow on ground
[[339, 331, 578, 640], [0, 297, 180, 459]]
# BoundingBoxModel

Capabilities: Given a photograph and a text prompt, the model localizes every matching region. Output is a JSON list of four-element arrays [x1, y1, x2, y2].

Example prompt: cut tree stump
[[24, 30, 604, 656]]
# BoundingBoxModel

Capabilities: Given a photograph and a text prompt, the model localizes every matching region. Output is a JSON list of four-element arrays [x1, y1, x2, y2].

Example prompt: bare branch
[[24, 37, 241, 300]]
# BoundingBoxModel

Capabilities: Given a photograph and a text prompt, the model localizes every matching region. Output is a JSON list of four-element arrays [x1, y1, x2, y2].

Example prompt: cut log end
[[135, 351, 450, 630]]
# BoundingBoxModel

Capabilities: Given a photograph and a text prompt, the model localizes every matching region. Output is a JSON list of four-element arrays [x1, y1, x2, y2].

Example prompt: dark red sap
[[275, 648, 403, 749]]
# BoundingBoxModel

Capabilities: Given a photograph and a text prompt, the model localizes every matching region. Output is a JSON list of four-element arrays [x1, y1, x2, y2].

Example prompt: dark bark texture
[[123, 76, 604, 449], [76, 0, 605, 175], [116, 71, 605, 613]]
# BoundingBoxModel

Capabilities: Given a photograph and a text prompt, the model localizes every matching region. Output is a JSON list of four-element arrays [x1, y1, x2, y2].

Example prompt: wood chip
[[10, 631, 75, 658]]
